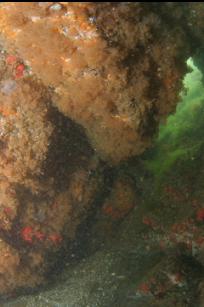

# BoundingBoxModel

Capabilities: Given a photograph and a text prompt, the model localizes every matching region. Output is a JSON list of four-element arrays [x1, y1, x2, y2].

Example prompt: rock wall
[[0, 2, 203, 300]]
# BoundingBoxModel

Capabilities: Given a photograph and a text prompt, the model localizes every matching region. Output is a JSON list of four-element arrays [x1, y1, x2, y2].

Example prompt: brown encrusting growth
[[2, 2, 204, 163], [0, 1, 203, 299], [0, 48, 102, 297]]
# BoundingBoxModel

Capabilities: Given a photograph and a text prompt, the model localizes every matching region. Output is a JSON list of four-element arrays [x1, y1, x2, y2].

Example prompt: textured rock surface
[[1, 2, 204, 163], [0, 49, 104, 298], [0, 1, 204, 302]]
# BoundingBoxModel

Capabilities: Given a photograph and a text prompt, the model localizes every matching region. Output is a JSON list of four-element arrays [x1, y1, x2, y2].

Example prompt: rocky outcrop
[[0, 2, 203, 299]]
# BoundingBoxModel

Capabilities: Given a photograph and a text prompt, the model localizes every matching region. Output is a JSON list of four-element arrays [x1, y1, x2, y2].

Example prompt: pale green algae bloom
[[145, 58, 204, 178]]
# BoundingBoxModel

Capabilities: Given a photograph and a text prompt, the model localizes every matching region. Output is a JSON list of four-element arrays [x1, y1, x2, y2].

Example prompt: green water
[[145, 58, 204, 179]]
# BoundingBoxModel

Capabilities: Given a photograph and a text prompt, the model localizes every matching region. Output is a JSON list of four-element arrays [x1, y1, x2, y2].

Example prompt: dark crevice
[[41, 105, 94, 192]]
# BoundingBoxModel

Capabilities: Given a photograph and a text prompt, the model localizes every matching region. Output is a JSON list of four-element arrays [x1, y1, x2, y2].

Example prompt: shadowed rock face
[[0, 2, 203, 300]]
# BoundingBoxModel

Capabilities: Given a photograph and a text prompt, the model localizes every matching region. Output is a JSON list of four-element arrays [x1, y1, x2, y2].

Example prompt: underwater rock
[[0, 50, 103, 298], [1, 2, 204, 163], [0, 1, 204, 301]]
